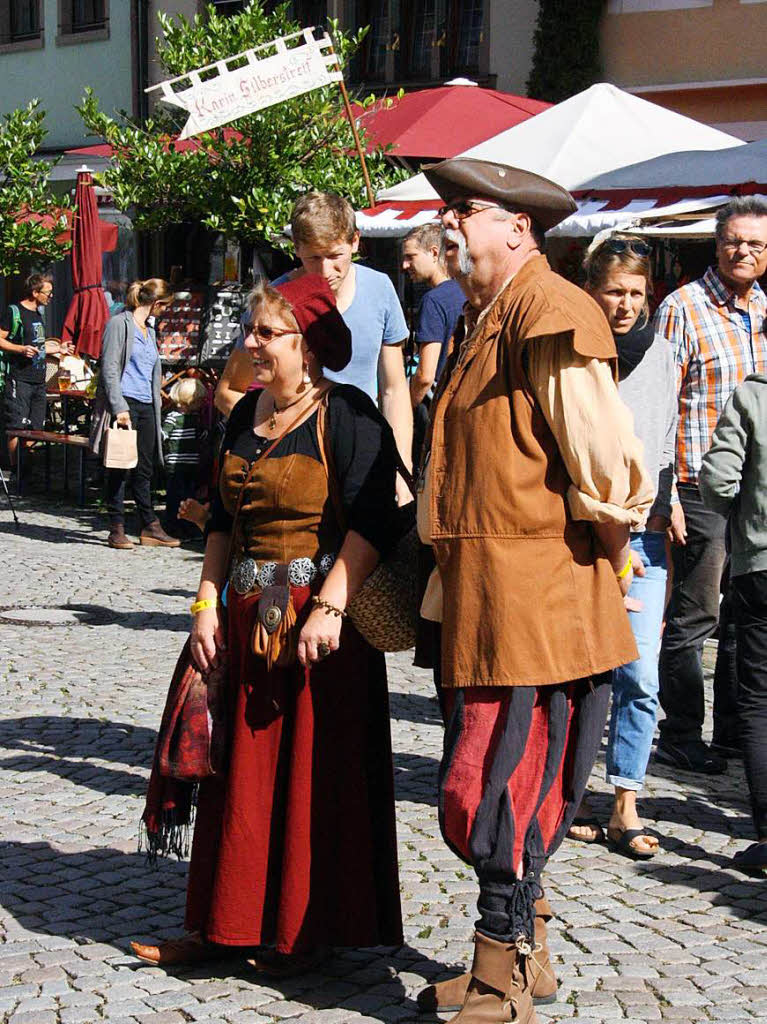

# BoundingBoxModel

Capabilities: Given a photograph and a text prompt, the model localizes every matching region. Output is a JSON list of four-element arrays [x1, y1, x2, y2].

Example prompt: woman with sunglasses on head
[[568, 234, 676, 859], [131, 274, 403, 972], [90, 278, 179, 549]]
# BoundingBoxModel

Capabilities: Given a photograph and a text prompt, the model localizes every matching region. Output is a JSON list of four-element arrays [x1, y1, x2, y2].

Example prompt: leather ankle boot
[[446, 933, 538, 1024], [107, 523, 134, 550], [417, 898, 557, 1011], [140, 520, 181, 548], [531, 896, 557, 1004]]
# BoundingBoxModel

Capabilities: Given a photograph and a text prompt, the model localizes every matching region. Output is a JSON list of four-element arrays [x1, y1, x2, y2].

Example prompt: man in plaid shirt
[[655, 197, 767, 774]]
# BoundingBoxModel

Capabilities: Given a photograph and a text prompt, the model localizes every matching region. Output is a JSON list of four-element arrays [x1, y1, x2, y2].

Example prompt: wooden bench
[[8, 429, 90, 506]]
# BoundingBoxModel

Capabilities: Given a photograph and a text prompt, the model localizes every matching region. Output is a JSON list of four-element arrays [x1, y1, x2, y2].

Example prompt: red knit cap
[[274, 274, 352, 372]]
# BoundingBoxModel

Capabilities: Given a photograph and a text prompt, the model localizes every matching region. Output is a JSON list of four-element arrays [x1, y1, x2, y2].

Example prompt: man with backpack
[[0, 273, 69, 466]]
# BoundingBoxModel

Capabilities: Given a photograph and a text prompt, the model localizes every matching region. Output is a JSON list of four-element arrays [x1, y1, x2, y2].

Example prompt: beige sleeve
[[526, 334, 654, 528]]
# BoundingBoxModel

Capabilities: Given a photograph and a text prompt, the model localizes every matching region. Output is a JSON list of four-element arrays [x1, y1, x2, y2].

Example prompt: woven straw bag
[[318, 396, 418, 652]]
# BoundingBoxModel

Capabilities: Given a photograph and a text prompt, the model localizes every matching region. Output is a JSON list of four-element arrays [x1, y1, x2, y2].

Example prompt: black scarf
[[615, 318, 655, 381]]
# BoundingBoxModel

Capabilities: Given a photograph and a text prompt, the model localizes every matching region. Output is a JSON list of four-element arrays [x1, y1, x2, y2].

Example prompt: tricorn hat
[[423, 157, 577, 232], [274, 274, 352, 372]]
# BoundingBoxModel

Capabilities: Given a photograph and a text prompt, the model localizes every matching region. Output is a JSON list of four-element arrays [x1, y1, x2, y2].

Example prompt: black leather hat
[[423, 157, 577, 231]]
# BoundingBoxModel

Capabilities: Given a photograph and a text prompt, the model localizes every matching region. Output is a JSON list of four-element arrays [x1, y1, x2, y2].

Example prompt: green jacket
[[700, 373, 767, 577]]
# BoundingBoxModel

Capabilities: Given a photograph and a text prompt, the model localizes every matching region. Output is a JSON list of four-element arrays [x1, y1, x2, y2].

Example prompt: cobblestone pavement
[[0, 497, 766, 1024]]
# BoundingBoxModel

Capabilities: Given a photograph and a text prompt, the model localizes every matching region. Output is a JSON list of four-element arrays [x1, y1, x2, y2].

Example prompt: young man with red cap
[[415, 158, 653, 1024]]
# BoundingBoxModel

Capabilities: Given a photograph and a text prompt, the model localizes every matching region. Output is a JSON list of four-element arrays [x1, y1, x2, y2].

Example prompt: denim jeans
[[606, 531, 667, 790], [658, 484, 738, 744]]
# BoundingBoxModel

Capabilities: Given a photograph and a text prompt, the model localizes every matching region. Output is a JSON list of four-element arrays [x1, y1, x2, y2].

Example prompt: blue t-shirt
[[121, 326, 158, 404], [267, 264, 408, 400], [416, 278, 465, 380]]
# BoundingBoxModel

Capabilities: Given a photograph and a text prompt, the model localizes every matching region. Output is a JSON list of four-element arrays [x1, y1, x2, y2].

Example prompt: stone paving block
[[7, 1013, 59, 1024], [59, 1009, 103, 1024], [133, 1012, 188, 1024]]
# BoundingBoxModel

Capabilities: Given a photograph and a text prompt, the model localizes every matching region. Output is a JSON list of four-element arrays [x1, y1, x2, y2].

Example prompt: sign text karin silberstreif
[[147, 29, 343, 140]]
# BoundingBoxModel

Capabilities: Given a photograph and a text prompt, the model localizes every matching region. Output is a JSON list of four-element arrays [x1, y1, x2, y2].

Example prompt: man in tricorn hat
[[415, 159, 654, 1023]]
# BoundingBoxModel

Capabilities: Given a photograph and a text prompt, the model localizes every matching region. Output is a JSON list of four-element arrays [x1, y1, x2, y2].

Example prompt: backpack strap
[[8, 305, 22, 344]]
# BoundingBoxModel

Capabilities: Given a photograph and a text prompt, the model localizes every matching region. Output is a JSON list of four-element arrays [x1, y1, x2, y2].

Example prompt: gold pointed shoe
[[130, 933, 214, 966]]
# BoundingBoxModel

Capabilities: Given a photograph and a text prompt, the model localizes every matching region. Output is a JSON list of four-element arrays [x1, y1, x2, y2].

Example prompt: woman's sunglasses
[[601, 238, 652, 258], [244, 323, 298, 343]]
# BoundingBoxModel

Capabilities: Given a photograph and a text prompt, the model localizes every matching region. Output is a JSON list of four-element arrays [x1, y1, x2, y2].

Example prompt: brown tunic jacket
[[427, 254, 638, 688]]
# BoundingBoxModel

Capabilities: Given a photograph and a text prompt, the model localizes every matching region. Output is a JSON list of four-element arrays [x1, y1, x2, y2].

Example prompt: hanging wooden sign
[[147, 29, 344, 141]]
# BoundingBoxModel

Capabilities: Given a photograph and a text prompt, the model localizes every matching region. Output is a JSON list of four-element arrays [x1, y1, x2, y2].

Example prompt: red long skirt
[[185, 589, 403, 953]]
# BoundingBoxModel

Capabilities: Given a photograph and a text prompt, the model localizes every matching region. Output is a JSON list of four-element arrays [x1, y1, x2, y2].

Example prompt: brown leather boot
[[140, 520, 181, 547], [446, 932, 538, 1024], [530, 897, 557, 1004], [107, 523, 134, 550], [417, 898, 557, 1011]]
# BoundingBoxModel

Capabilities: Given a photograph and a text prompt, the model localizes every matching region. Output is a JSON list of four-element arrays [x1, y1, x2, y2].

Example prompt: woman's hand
[[115, 411, 131, 428], [298, 607, 343, 667], [190, 607, 225, 673]]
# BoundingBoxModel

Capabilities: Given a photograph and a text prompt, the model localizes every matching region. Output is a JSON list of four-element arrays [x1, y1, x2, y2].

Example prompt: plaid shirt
[[654, 267, 767, 484]]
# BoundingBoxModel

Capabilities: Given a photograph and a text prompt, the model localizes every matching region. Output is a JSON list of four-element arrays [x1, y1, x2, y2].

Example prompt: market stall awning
[[579, 137, 767, 193], [354, 79, 550, 160], [15, 207, 117, 252], [377, 83, 743, 202], [66, 127, 244, 163], [356, 194, 736, 239]]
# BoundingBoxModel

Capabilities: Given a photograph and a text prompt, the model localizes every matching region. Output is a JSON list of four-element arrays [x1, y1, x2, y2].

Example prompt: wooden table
[[8, 429, 90, 505]]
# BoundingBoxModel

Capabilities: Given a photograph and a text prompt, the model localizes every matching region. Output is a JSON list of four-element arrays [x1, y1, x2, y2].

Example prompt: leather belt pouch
[[252, 565, 298, 670]]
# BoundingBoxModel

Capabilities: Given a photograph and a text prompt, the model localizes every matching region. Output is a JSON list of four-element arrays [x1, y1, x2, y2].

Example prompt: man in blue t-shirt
[[216, 193, 412, 502], [402, 223, 465, 408], [401, 224, 465, 467]]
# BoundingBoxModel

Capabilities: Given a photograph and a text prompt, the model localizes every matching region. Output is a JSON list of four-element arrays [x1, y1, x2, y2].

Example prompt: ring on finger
[[317, 641, 331, 659]]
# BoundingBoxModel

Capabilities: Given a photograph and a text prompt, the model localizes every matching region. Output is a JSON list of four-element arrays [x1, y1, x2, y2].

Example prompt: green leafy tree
[[78, 1, 403, 244], [527, 0, 605, 103], [0, 101, 71, 277]]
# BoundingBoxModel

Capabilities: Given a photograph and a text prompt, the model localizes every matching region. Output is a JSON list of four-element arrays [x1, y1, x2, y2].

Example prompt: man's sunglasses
[[437, 199, 506, 221], [600, 238, 652, 258]]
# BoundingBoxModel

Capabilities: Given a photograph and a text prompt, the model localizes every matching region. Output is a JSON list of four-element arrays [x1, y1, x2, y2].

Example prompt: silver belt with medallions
[[229, 552, 337, 596]]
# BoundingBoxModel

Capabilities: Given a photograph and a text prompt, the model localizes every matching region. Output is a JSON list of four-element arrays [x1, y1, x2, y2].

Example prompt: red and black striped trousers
[[438, 677, 611, 942]]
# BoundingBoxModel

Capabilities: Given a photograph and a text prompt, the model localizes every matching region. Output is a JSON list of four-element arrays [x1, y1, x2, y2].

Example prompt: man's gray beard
[[442, 230, 475, 278]]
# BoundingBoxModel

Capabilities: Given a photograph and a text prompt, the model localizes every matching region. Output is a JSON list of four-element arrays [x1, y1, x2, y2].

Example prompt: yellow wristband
[[616, 557, 633, 580], [190, 598, 218, 615]]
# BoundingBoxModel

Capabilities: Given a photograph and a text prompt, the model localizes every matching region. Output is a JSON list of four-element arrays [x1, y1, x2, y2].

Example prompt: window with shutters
[[0, 0, 43, 50], [57, 0, 109, 44]]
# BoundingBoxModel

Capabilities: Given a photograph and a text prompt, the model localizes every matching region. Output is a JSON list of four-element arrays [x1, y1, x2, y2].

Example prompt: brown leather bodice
[[220, 450, 337, 563]]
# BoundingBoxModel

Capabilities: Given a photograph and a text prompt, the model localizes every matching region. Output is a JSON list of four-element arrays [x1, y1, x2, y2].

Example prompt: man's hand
[[21, 345, 37, 360], [667, 503, 687, 546], [115, 411, 131, 428]]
